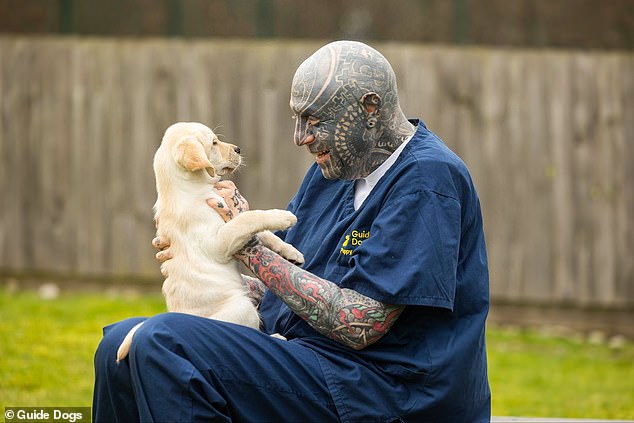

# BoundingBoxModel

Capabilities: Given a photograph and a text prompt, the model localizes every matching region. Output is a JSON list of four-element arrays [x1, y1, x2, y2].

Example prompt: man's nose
[[295, 133, 315, 146], [293, 118, 316, 146]]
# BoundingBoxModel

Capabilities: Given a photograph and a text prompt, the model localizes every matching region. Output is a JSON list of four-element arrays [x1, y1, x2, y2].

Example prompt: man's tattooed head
[[290, 40, 415, 180]]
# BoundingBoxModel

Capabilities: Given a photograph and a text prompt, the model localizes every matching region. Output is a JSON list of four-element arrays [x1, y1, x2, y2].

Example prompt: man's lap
[[95, 313, 339, 422]]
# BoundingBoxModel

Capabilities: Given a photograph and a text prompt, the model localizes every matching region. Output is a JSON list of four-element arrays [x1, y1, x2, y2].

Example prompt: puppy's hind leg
[[116, 322, 144, 363]]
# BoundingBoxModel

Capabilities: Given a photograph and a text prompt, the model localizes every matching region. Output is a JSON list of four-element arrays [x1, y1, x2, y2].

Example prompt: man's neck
[[360, 115, 416, 178], [354, 130, 414, 209]]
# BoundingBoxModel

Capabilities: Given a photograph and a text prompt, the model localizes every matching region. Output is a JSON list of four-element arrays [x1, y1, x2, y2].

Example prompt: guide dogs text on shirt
[[340, 229, 371, 255]]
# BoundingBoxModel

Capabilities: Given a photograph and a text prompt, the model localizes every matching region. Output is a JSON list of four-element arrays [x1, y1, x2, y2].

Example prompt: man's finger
[[155, 249, 173, 263], [152, 236, 170, 250], [213, 180, 236, 190]]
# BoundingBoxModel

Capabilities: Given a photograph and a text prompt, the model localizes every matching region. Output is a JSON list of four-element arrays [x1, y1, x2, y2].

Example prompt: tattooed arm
[[210, 181, 404, 350], [237, 240, 404, 350]]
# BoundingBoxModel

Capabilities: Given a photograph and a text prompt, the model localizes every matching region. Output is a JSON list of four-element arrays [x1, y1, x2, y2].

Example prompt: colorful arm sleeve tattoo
[[238, 243, 404, 350]]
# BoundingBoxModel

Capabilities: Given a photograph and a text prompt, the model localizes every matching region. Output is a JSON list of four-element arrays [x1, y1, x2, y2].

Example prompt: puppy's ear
[[173, 136, 213, 171]]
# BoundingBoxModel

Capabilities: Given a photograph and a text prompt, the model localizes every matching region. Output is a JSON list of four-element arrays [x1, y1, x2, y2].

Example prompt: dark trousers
[[92, 313, 340, 423]]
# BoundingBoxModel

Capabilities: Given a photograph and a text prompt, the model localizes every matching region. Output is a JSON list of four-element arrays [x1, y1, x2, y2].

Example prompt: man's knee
[[94, 317, 147, 386]]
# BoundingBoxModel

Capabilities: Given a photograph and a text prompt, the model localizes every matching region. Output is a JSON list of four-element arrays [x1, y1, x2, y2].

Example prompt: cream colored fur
[[116, 122, 303, 362]]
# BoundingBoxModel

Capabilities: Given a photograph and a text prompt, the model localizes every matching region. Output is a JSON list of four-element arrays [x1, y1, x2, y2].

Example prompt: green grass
[[488, 327, 634, 419], [0, 289, 166, 407], [1, 289, 633, 419]]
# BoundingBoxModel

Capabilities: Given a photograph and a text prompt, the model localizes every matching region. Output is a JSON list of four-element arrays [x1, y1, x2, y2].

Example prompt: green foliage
[[1, 289, 632, 419]]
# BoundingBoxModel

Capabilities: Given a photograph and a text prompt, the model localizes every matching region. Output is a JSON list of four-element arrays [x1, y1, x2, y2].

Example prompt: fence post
[[59, 0, 74, 34], [167, 0, 184, 37], [453, 0, 469, 44]]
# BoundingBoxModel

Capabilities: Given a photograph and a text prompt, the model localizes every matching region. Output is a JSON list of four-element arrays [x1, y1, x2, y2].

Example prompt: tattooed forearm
[[242, 275, 267, 306], [237, 243, 404, 350]]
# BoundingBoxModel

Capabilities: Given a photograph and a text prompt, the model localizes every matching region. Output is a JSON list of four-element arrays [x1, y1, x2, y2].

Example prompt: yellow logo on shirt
[[340, 229, 370, 256]]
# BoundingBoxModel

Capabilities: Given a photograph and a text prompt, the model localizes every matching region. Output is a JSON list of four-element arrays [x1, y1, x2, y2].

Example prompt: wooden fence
[[1, 37, 632, 311]]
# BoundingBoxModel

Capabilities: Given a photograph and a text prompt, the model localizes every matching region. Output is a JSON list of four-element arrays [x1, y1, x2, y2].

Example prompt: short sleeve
[[339, 190, 461, 310]]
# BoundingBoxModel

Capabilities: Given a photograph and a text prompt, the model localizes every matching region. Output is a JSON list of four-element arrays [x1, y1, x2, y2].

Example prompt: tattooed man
[[93, 41, 491, 422]]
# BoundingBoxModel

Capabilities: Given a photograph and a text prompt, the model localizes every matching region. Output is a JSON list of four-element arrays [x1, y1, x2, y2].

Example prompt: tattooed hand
[[241, 274, 267, 306], [208, 180, 249, 222], [238, 243, 405, 350]]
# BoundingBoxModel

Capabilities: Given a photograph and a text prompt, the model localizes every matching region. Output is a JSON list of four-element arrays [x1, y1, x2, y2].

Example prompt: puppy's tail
[[116, 322, 144, 364]]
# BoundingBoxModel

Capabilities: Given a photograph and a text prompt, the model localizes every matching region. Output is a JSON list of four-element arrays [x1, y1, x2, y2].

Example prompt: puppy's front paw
[[278, 243, 304, 265], [268, 210, 297, 231]]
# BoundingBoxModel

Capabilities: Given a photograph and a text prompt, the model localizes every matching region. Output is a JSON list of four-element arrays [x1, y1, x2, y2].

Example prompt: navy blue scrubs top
[[260, 120, 491, 422]]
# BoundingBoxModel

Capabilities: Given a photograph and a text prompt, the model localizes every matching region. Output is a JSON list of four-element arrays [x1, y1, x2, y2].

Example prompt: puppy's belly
[[205, 294, 261, 329], [161, 259, 259, 328]]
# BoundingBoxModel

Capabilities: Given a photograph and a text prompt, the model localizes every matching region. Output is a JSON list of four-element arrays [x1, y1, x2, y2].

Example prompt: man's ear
[[361, 92, 381, 128], [173, 136, 213, 171]]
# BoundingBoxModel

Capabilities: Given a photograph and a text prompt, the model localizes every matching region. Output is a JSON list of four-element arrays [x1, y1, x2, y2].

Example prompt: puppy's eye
[[212, 140, 218, 145]]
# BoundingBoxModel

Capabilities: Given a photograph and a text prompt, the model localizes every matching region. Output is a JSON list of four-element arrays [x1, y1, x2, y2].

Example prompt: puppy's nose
[[234, 146, 241, 154]]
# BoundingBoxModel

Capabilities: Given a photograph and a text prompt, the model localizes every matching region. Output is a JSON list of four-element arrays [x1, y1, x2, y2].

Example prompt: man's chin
[[319, 167, 359, 181], [319, 168, 337, 180], [317, 157, 357, 180]]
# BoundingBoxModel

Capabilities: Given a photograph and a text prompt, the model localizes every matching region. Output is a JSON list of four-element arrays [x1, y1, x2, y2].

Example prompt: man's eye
[[308, 116, 320, 126]]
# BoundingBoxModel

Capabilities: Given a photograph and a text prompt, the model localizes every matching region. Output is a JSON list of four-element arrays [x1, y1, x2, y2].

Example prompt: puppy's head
[[162, 122, 242, 178]]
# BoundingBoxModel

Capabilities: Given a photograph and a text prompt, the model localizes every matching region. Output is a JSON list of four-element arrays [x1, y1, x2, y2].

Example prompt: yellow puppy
[[116, 122, 303, 362]]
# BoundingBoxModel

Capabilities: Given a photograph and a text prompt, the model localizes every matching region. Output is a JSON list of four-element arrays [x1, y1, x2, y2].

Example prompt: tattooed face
[[290, 41, 413, 180]]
